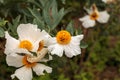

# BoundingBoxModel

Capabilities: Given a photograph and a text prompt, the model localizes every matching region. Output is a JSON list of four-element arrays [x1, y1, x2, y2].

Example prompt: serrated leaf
[[27, 7, 45, 29], [12, 15, 21, 30], [33, 18, 45, 29], [8, 15, 21, 37], [61, 0, 66, 4], [39, 0, 48, 8], [43, 0, 55, 27], [21, 9, 33, 18], [43, 0, 70, 30], [51, 0, 58, 19], [28, 0, 42, 9], [75, 27, 82, 35], [0, 27, 4, 37], [0, 20, 8, 27], [66, 21, 74, 35], [51, 8, 65, 30], [28, 8, 42, 20]]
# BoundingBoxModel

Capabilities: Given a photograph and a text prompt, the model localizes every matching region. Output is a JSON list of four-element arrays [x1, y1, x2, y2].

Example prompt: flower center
[[90, 12, 99, 20], [22, 55, 37, 68], [37, 40, 44, 52], [56, 30, 71, 45], [19, 40, 33, 51]]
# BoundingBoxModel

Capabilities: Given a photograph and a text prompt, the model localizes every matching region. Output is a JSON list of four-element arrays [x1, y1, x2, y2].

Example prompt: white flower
[[79, 4, 110, 28], [6, 49, 52, 80], [102, 0, 115, 3], [48, 30, 84, 58], [5, 23, 50, 55]]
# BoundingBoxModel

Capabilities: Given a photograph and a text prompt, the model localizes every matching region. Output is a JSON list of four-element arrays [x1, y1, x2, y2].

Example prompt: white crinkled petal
[[82, 19, 95, 28], [47, 37, 56, 46], [9, 48, 33, 56], [71, 35, 84, 46], [79, 16, 96, 28], [40, 30, 51, 40], [64, 35, 83, 58], [33, 63, 52, 75], [97, 11, 110, 23], [17, 23, 41, 43], [32, 39, 41, 52], [73, 35, 84, 42], [33, 30, 51, 50], [48, 44, 64, 57], [11, 66, 32, 80], [64, 44, 80, 58], [5, 31, 20, 55], [64, 45, 74, 58], [6, 55, 23, 67]]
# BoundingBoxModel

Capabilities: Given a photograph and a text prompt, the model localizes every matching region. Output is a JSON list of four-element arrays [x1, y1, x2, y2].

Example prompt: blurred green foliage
[[0, 0, 120, 80]]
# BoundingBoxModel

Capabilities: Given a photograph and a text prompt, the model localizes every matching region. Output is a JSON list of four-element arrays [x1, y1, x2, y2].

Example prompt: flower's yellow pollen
[[19, 40, 33, 51], [22, 55, 37, 68], [56, 30, 71, 45], [90, 11, 99, 20], [37, 40, 44, 52]]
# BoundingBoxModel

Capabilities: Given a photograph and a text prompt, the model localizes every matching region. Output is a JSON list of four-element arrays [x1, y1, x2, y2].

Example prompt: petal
[[73, 35, 84, 42], [71, 35, 84, 46], [40, 30, 51, 40], [64, 44, 80, 58], [32, 30, 51, 52], [47, 37, 56, 46], [33, 63, 52, 75], [17, 23, 41, 43], [32, 40, 41, 52], [102, 0, 107, 3], [4, 31, 19, 55], [64, 45, 74, 58], [79, 16, 95, 28], [6, 55, 23, 67], [97, 11, 110, 23], [6, 48, 33, 57], [48, 44, 64, 57], [79, 15, 90, 22], [64, 35, 83, 58], [11, 66, 32, 80], [11, 48, 33, 56]]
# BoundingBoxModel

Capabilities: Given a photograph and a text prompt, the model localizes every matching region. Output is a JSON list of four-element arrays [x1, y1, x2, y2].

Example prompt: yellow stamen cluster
[[19, 40, 33, 51], [56, 30, 71, 45]]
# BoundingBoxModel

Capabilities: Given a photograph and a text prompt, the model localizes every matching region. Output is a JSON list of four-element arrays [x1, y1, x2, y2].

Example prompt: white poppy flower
[[4, 23, 50, 55], [6, 50, 52, 80], [48, 30, 84, 58], [79, 4, 110, 28]]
